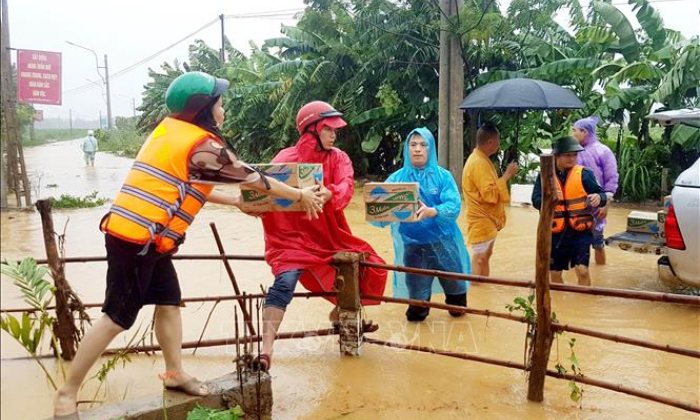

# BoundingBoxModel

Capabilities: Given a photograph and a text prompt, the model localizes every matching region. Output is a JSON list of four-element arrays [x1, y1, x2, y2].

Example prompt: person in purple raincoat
[[572, 116, 619, 265]]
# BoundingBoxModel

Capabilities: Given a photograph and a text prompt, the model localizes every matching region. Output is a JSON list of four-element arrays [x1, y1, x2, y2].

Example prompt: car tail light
[[665, 204, 686, 250]]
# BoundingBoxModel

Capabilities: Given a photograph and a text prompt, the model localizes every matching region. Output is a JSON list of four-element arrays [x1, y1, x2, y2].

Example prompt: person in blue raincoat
[[372, 127, 470, 322]]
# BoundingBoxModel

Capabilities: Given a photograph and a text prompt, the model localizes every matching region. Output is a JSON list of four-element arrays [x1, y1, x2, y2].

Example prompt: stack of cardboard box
[[657, 194, 672, 239], [626, 211, 659, 235], [363, 182, 420, 222], [240, 163, 323, 212]]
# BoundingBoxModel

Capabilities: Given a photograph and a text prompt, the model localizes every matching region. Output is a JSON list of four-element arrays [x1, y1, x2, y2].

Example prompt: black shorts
[[102, 234, 181, 329], [550, 233, 592, 271]]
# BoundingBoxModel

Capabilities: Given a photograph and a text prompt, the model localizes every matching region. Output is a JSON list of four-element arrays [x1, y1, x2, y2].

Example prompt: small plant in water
[[187, 403, 245, 420], [159, 370, 178, 420], [555, 337, 585, 405], [506, 293, 584, 404], [86, 324, 149, 408], [49, 191, 107, 209]]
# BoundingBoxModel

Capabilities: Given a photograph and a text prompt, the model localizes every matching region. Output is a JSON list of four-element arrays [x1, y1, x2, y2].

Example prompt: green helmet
[[552, 136, 584, 154], [165, 71, 230, 114]]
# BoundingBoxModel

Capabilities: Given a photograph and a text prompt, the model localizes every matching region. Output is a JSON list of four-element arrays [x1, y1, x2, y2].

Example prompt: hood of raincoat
[[574, 116, 599, 146], [403, 127, 438, 174]]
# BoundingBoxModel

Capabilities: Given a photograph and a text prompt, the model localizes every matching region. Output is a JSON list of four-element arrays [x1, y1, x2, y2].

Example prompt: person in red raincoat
[[256, 101, 387, 371]]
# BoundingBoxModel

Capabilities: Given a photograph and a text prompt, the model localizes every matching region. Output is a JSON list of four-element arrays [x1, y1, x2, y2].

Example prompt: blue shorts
[[264, 269, 303, 310], [592, 229, 605, 250], [550, 232, 592, 271]]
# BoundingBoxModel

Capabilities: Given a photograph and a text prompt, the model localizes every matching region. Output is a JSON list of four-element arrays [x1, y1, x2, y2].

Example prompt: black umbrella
[[459, 78, 584, 153]]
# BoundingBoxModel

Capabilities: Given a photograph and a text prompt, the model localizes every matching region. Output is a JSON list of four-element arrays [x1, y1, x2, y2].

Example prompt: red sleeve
[[326, 151, 354, 211]]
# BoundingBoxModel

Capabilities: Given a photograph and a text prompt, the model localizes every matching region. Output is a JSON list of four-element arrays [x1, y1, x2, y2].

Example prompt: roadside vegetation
[[49, 191, 107, 209], [94, 116, 146, 158], [22, 128, 83, 147], [55, 0, 697, 203], [131, 0, 698, 203]]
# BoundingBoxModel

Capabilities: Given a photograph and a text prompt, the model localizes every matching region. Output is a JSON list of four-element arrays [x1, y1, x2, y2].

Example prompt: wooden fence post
[[528, 154, 556, 401], [36, 199, 80, 360], [332, 252, 362, 356]]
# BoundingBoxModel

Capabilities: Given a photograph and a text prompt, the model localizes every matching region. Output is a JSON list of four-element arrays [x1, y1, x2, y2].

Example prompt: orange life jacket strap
[[120, 185, 195, 225], [108, 205, 183, 255]]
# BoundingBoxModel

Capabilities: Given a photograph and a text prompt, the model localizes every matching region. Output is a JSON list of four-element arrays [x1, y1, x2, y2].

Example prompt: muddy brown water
[[1, 140, 698, 419]]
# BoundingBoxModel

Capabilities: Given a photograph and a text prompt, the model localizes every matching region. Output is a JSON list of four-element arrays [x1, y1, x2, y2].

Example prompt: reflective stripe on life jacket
[[552, 165, 594, 234], [100, 117, 215, 254]]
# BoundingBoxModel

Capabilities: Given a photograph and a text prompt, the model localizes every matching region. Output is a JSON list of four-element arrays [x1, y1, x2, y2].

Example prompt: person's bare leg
[[574, 265, 591, 286], [54, 315, 124, 415], [550, 270, 563, 283], [595, 248, 606, 265], [261, 307, 286, 360], [154, 305, 207, 393], [471, 241, 495, 278]]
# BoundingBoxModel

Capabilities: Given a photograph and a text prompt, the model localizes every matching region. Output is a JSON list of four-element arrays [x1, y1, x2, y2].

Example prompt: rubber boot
[[406, 305, 430, 322], [445, 293, 467, 317]]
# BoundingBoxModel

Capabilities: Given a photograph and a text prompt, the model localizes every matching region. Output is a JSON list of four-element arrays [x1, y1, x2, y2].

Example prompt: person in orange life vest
[[251, 101, 388, 372], [53, 72, 325, 417], [531, 136, 607, 286]]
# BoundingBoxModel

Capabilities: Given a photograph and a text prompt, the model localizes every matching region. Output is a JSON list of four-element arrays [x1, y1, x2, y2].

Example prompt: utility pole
[[69, 109, 73, 135], [219, 14, 225, 64], [132, 98, 136, 117], [437, 0, 464, 191], [104, 54, 113, 129], [0, 138, 7, 208], [1, 0, 31, 207], [99, 110, 102, 129], [66, 41, 113, 128]]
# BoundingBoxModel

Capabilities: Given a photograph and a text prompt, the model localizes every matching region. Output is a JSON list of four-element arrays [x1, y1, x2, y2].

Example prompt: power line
[[63, 17, 218, 96], [63, 8, 303, 97]]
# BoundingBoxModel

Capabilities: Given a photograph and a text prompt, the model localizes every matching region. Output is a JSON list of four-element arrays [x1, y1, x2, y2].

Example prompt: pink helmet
[[295, 101, 347, 134]]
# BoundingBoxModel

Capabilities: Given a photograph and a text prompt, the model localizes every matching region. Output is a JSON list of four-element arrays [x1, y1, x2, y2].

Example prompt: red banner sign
[[17, 49, 62, 105]]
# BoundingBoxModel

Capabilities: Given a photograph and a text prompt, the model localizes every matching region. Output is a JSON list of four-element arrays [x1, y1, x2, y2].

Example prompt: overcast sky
[[8, 0, 699, 124]]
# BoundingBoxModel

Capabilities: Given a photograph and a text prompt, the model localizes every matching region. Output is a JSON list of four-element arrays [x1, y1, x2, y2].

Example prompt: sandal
[[251, 354, 271, 372], [165, 378, 210, 396]]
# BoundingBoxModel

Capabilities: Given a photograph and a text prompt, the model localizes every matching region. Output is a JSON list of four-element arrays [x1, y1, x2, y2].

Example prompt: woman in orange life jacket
[[53, 71, 325, 417], [531, 136, 607, 286]]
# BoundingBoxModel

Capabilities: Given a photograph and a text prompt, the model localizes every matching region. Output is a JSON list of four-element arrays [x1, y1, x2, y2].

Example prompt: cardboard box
[[240, 163, 323, 212], [251, 163, 322, 188], [662, 195, 672, 210], [363, 182, 419, 204], [626, 211, 659, 234], [657, 210, 667, 238], [240, 189, 309, 212], [365, 202, 419, 222]]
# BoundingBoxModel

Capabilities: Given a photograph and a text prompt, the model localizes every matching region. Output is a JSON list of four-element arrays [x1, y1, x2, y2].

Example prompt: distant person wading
[[80, 130, 98, 166]]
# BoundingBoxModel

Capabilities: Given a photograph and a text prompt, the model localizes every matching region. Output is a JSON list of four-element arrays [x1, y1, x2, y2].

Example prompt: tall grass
[[95, 127, 146, 158]]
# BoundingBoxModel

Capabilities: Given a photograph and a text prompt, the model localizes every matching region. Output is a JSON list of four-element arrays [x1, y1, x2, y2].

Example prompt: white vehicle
[[658, 158, 700, 289], [606, 108, 699, 290]]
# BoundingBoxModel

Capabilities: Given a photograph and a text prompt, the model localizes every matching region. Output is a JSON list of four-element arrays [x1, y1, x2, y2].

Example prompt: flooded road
[[1, 141, 698, 419]]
